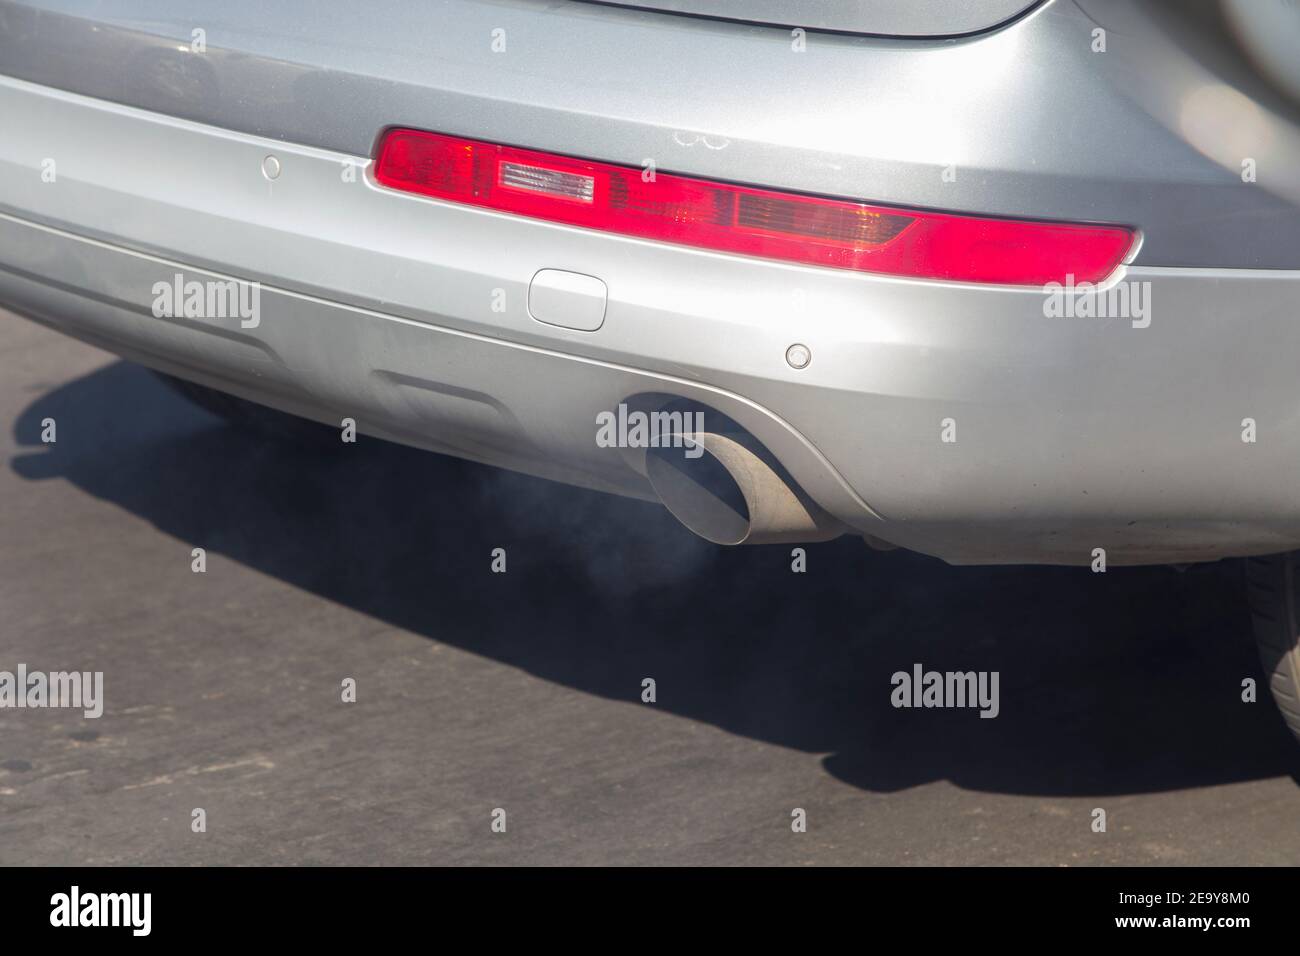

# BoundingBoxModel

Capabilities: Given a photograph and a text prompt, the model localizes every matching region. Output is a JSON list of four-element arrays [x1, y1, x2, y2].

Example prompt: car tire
[[1246, 552, 1300, 743], [154, 372, 342, 448]]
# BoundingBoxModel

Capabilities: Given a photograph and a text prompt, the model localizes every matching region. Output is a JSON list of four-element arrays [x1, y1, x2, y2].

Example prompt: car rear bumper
[[3, 72, 1300, 565]]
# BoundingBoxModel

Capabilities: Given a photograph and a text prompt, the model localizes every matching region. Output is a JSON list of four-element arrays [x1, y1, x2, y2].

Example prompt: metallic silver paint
[[1, 0, 1297, 268], [3, 76, 1300, 564], [577, 0, 1040, 37]]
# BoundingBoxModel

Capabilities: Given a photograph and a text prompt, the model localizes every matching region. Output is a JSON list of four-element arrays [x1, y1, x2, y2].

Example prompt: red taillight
[[373, 129, 1135, 286]]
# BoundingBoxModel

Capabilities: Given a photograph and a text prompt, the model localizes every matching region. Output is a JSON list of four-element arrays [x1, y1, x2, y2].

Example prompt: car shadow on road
[[11, 360, 1299, 797]]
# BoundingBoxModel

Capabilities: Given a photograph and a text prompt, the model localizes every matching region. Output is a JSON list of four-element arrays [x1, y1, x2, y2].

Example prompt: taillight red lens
[[373, 129, 1135, 286]]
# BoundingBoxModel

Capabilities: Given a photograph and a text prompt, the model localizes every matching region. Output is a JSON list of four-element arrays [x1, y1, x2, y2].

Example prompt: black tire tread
[[1246, 553, 1300, 741]]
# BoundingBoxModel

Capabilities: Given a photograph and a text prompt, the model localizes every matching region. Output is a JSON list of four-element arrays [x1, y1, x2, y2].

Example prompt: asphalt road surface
[[3, 307, 1299, 865]]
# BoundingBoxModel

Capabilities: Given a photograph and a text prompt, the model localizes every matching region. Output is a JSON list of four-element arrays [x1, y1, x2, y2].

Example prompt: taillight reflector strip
[[373, 128, 1135, 285]]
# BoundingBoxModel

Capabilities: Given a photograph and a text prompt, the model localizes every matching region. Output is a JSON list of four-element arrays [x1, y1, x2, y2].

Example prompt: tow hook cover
[[528, 269, 607, 332]]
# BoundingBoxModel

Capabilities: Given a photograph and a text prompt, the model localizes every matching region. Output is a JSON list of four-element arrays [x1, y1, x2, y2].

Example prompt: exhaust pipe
[[644, 428, 845, 545]]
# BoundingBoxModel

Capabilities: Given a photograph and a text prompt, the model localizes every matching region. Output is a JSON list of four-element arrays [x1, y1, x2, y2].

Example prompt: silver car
[[3, 0, 1300, 737]]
